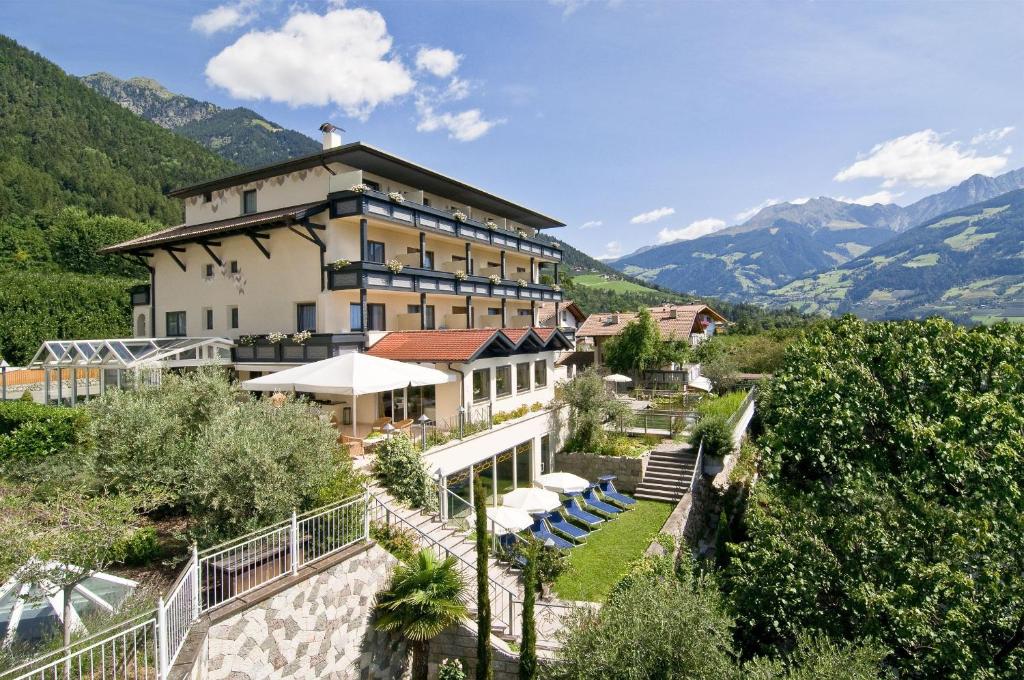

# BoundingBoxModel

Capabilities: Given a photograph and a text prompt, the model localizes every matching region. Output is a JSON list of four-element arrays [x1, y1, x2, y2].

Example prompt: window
[[423, 251, 435, 270], [242, 190, 257, 214], [364, 179, 381, 191], [422, 197, 431, 207], [407, 304, 421, 314], [203, 264, 214, 279], [472, 368, 491, 403], [367, 303, 385, 331], [230, 260, 239, 274], [516, 363, 531, 393], [487, 307, 501, 316], [296, 303, 316, 332], [424, 305, 435, 330], [350, 303, 363, 331], [534, 359, 547, 387], [202, 191, 212, 203], [518, 309, 532, 316], [495, 366, 512, 398], [516, 266, 526, 273], [229, 306, 239, 329], [366, 241, 385, 264], [204, 308, 214, 331], [166, 311, 186, 337]]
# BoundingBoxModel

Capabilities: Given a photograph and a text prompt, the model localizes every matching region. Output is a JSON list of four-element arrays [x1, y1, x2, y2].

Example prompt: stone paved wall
[[205, 543, 407, 680], [428, 621, 520, 680], [554, 451, 648, 491]]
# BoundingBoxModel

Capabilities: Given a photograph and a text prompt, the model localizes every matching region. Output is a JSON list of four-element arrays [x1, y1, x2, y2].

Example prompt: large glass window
[[366, 241, 385, 264], [166, 311, 186, 337], [296, 303, 316, 332], [349, 303, 363, 331], [540, 434, 551, 474], [516, 363, 531, 393], [496, 449, 515, 497], [367, 303, 386, 331], [474, 459, 496, 506], [534, 359, 548, 387], [472, 368, 490, 403], [495, 366, 511, 398], [408, 385, 436, 420], [515, 442, 532, 488], [424, 305, 436, 330]]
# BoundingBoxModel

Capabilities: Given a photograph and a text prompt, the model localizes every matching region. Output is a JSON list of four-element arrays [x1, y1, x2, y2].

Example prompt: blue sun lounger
[[581, 485, 623, 516], [543, 511, 589, 543], [563, 497, 604, 528], [497, 533, 528, 568], [528, 516, 574, 550], [598, 475, 637, 507]]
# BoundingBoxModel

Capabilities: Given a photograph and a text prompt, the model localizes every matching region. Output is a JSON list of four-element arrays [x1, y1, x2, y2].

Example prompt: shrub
[[370, 521, 418, 563], [437, 659, 467, 680], [110, 526, 160, 566], [558, 369, 632, 453], [493, 404, 529, 424], [598, 435, 650, 458], [0, 400, 89, 468], [375, 433, 437, 511], [692, 414, 732, 458]]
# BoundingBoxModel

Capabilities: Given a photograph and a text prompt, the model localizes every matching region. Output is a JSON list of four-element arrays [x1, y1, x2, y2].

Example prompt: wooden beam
[[248, 233, 271, 259], [304, 220, 327, 231], [162, 246, 186, 272], [164, 245, 187, 253], [198, 241, 223, 267], [287, 225, 319, 245]]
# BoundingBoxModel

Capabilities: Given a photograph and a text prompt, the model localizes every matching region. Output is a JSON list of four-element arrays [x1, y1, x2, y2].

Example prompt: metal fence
[[1, 493, 371, 680]]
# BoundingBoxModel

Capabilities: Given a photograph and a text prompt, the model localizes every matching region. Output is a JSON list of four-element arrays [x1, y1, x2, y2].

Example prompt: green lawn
[[553, 499, 674, 602], [571, 273, 661, 295]]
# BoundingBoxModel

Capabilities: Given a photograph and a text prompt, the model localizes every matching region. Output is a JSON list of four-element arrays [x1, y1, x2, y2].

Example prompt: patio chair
[[339, 434, 364, 458], [597, 475, 637, 507], [563, 496, 605, 528], [497, 533, 528, 568], [527, 516, 574, 550], [543, 511, 589, 543], [370, 416, 392, 432], [393, 418, 414, 434], [581, 485, 623, 516]]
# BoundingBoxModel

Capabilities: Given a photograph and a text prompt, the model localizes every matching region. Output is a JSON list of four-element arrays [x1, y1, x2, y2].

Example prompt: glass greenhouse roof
[[28, 337, 234, 370]]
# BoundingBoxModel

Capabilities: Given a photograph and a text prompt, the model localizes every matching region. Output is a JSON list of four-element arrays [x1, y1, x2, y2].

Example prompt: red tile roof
[[577, 304, 728, 338], [366, 327, 569, 362]]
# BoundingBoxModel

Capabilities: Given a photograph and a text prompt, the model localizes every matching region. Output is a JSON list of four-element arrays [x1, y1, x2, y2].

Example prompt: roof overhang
[[167, 142, 564, 229], [28, 337, 234, 370]]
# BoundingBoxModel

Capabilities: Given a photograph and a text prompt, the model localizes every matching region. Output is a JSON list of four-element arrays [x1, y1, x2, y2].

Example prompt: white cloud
[[579, 220, 603, 230], [630, 207, 675, 224], [656, 218, 727, 244], [548, 0, 622, 16], [789, 197, 811, 205], [834, 129, 1010, 189], [191, 1, 258, 35], [971, 126, 1015, 145], [204, 8, 415, 120], [735, 198, 780, 222], [594, 241, 622, 260], [837, 190, 904, 206], [415, 101, 502, 142], [415, 47, 462, 78], [444, 77, 470, 101]]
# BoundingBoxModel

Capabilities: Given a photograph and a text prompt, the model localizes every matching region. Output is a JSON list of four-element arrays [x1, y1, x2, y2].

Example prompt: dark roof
[[537, 300, 585, 326], [100, 201, 329, 254], [167, 142, 564, 229], [366, 327, 570, 362]]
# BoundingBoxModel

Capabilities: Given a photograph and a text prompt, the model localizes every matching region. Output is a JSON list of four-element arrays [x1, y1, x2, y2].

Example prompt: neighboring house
[[536, 299, 585, 332], [576, 303, 728, 366], [54, 127, 571, 504]]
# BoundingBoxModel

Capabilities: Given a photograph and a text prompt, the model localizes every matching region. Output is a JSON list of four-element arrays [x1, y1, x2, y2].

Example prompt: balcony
[[130, 284, 151, 306], [327, 262, 563, 302], [329, 189, 562, 262], [233, 332, 365, 363]]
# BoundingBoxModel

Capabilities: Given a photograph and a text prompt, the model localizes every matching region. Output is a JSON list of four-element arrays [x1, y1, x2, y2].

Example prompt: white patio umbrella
[[482, 506, 533, 534], [536, 472, 590, 494], [241, 353, 449, 436], [603, 374, 633, 383], [501, 487, 561, 514]]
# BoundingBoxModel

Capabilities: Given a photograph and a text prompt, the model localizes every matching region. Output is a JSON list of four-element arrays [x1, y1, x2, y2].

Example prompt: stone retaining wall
[[428, 621, 520, 680], [553, 451, 648, 491]]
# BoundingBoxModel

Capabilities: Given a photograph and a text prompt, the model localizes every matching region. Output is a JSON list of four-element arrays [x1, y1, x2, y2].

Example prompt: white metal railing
[[690, 438, 705, 492], [510, 598, 576, 642], [0, 493, 371, 680], [439, 487, 520, 556]]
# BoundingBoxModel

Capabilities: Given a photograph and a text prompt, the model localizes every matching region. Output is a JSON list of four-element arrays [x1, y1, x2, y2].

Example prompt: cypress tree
[[518, 542, 539, 680], [473, 472, 493, 679]]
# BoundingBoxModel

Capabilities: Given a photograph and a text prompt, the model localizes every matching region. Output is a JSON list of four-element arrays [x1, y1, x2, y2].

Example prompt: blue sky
[[3, 0, 1022, 259]]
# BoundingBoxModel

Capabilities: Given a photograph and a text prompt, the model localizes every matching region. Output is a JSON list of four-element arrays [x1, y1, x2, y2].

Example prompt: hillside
[[0, 36, 240, 364], [768, 189, 1024, 322], [82, 72, 321, 168], [613, 169, 1024, 300]]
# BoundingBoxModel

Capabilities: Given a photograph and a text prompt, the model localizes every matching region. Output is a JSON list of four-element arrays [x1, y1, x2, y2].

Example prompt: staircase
[[634, 442, 698, 502]]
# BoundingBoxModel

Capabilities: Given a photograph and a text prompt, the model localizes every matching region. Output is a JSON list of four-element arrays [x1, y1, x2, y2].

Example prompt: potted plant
[[452, 210, 467, 222], [350, 183, 370, 193], [517, 278, 528, 288], [238, 335, 257, 347], [488, 274, 501, 285], [388, 191, 405, 203], [386, 258, 404, 274], [552, 283, 561, 292], [485, 219, 497, 230], [454, 270, 468, 281], [292, 330, 312, 345], [267, 331, 288, 344], [329, 258, 351, 269], [517, 229, 528, 239]]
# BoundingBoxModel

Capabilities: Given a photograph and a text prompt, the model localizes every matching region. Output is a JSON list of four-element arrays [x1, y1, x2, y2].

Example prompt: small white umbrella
[[502, 487, 561, 514], [603, 374, 633, 383], [537, 472, 590, 494], [482, 506, 533, 534]]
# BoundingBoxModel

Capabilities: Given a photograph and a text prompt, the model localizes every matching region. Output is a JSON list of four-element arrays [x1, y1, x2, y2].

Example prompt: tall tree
[[602, 307, 686, 376], [473, 472, 493, 680], [518, 541, 539, 680], [374, 549, 469, 680]]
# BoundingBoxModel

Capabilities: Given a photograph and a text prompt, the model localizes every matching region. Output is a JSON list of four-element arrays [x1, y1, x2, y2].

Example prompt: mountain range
[[613, 168, 1024, 311], [81, 72, 320, 168]]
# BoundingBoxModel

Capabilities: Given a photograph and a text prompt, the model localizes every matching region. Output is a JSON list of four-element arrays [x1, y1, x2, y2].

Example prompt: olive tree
[[555, 369, 631, 453]]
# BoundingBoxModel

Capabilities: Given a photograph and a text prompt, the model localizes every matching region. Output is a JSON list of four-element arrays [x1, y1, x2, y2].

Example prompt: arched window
[[136, 314, 147, 337]]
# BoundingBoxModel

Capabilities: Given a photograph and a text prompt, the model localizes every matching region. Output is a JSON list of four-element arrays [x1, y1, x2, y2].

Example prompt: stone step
[[645, 462, 693, 475], [635, 490, 685, 502], [648, 453, 698, 464], [637, 479, 686, 491]]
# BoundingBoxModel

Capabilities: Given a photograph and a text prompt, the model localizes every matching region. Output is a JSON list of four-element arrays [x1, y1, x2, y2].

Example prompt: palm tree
[[374, 548, 469, 680]]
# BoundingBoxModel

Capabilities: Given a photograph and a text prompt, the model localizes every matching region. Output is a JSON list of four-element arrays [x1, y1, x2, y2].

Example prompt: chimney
[[319, 122, 343, 150], [668, 307, 677, 319], [608, 314, 618, 325]]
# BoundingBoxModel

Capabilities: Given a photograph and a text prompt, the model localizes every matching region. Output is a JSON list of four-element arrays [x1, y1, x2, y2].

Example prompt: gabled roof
[[577, 304, 728, 338], [366, 327, 571, 362], [536, 300, 585, 327], [100, 201, 329, 254]]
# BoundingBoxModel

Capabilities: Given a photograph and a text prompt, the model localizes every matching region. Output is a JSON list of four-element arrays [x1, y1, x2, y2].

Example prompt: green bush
[[437, 659, 467, 680], [598, 435, 653, 458], [375, 433, 437, 511], [0, 400, 89, 466], [692, 414, 732, 458], [370, 521, 418, 563], [492, 404, 529, 424], [110, 526, 160, 566]]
